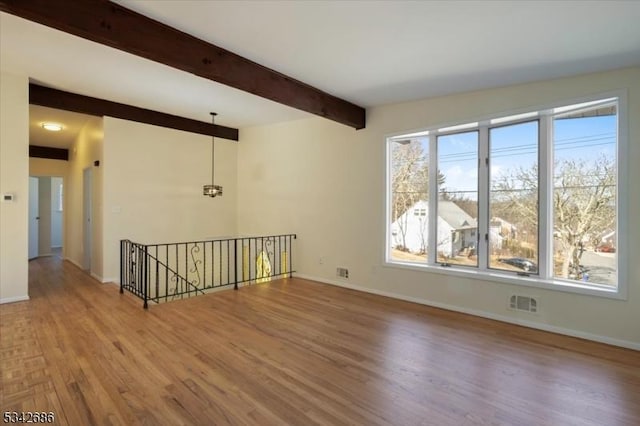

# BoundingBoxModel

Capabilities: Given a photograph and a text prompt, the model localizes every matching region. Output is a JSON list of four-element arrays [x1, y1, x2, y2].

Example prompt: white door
[[83, 168, 92, 271], [28, 177, 39, 259]]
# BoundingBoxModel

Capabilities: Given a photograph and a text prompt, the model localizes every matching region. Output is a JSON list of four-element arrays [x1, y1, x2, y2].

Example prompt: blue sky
[[552, 115, 616, 164], [427, 115, 617, 202], [437, 131, 478, 196]]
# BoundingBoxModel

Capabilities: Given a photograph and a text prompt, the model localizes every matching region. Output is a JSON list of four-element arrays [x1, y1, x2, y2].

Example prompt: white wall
[[30, 158, 69, 177], [0, 72, 29, 303], [66, 117, 104, 278], [238, 67, 640, 347], [102, 118, 238, 282]]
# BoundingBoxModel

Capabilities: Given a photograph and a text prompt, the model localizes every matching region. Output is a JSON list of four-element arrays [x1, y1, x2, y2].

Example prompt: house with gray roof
[[391, 200, 480, 257]]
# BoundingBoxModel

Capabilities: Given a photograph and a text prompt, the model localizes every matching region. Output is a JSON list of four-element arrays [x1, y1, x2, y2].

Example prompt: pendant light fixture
[[203, 112, 223, 197]]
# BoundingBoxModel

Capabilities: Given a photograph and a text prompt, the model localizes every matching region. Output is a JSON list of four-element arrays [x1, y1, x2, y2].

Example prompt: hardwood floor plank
[[1, 255, 639, 425]]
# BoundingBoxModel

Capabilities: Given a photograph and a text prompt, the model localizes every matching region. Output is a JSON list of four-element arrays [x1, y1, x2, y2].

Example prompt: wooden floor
[[2, 256, 639, 425]]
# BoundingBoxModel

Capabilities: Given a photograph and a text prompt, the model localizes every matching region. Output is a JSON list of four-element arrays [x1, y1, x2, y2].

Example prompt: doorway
[[50, 177, 64, 257], [28, 176, 64, 260]]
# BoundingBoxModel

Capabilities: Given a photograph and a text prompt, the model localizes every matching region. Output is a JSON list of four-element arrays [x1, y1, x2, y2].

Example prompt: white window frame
[[384, 90, 628, 300]]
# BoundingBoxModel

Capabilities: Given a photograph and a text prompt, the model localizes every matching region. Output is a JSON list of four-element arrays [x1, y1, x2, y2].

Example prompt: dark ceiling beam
[[29, 145, 69, 161], [1, 0, 366, 130], [29, 84, 239, 141]]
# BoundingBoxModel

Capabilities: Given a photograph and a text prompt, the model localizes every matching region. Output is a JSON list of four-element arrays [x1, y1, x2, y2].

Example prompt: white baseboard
[[64, 258, 112, 284], [65, 257, 84, 270], [0, 295, 30, 304], [90, 272, 104, 283], [295, 273, 640, 351]]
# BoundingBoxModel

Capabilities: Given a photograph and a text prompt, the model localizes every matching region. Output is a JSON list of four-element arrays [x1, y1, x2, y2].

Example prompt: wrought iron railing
[[120, 234, 296, 308]]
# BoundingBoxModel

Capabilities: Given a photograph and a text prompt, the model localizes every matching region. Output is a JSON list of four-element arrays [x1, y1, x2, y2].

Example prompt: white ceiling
[[30, 106, 94, 148], [2, 1, 639, 146]]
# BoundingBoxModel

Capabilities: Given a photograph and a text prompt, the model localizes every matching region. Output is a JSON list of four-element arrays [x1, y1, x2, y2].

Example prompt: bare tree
[[492, 164, 539, 232], [449, 194, 478, 219], [495, 156, 615, 278], [553, 157, 615, 277], [391, 140, 428, 250]]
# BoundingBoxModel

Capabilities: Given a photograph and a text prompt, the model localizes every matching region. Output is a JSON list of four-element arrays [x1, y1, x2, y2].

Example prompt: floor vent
[[509, 295, 538, 313], [337, 267, 349, 279]]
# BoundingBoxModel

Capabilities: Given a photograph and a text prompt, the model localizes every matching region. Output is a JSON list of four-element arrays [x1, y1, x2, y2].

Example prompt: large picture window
[[386, 96, 624, 296]]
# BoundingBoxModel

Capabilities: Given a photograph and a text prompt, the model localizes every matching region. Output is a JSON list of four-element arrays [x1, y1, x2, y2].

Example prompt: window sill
[[383, 260, 625, 300]]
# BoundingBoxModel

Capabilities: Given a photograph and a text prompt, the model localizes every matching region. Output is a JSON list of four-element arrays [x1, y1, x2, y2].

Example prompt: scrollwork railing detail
[[120, 234, 296, 308]]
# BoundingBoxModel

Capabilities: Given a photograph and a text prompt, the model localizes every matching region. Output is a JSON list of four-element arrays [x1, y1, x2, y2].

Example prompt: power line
[[438, 140, 615, 164], [436, 133, 614, 160], [393, 133, 615, 165]]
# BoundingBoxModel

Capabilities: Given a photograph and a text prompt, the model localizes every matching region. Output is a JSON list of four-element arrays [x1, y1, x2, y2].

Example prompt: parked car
[[498, 257, 538, 273], [595, 244, 616, 253]]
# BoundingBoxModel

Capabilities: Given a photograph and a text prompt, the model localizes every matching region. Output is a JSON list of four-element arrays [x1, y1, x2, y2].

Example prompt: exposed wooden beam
[[29, 145, 69, 161], [29, 84, 239, 141], [1, 0, 367, 129]]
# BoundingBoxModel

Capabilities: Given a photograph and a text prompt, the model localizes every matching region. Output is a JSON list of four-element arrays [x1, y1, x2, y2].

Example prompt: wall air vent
[[509, 295, 538, 313], [337, 267, 349, 279]]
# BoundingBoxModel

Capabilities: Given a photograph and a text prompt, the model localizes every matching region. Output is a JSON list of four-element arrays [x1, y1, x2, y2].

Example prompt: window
[[57, 183, 64, 212], [389, 136, 429, 261], [386, 95, 625, 296], [552, 102, 618, 286], [437, 131, 478, 266], [489, 121, 539, 273]]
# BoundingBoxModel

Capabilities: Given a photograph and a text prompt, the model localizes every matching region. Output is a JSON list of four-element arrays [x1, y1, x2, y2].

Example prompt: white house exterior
[[489, 217, 514, 251], [391, 200, 479, 257]]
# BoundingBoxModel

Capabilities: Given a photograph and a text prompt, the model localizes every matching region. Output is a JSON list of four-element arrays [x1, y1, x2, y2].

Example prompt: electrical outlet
[[319, 257, 325, 265]]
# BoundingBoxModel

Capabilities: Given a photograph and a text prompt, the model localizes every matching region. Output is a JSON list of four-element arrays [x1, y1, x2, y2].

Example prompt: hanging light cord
[[210, 112, 217, 185]]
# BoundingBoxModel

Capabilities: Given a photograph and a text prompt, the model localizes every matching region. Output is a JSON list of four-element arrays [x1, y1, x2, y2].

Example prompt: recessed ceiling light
[[42, 123, 63, 131]]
